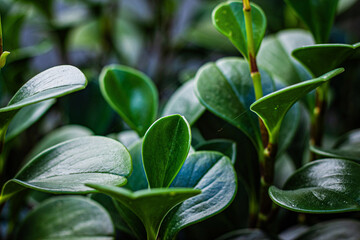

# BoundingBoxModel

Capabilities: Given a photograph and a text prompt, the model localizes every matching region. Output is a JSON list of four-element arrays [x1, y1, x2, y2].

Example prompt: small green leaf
[[0, 65, 87, 146], [110, 130, 140, 148], [195, 57, 275, 150], [195, 139, 237, 164], [162, 79, 205, 126], [292, 43, 360, 77], [16, 196, 114, 240], [212, 1, 266, 58], [25, 125, 94, 161], [269, 158, 360, 213], [86, 184, 200, 240], [0, 51, 10, 69], [6, 99, 55, 142], [159, 152, 237, 240], [285, 0, 339, 43], [250, 68, 343, 143], [142, 115, 191, 188], [1, 136, 132, 203], [99, 64, 158, 136]]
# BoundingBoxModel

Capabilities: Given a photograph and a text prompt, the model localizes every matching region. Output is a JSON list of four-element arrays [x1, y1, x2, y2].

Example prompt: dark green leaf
[[212, 1, 266, 58], [292, 43, 360, 77], [195, 57, 275, 149], [159, 151, 237, 240], [6, 100, 55, 142], [250, 69, 343, 143], [142, 115, 191, 188], [269, 158, 360, 213], [284, 0, 338, 43], [333, 128, 360, 149], [127, 139, 148, 191], [16, 196, 114, 240], [1, 136, 132, 203], [216, 229, 269, 240], [195, 139, 237, 164], [86, 184, 200, 240], [99, 65, 158, 136], [162, 79, 205, 126]]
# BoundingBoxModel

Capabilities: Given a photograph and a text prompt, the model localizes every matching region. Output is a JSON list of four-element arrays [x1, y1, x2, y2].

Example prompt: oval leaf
[[250, 68, 344, 143], [162, 79, 205, 126], [158, 151, 237, 240], [1, 136, 132, 203], [195, 57, 275, 149], [269, 158, 360, 213], [99, 64, 158, 136], [16, 196, 114, 240], [212, 1, 266, 58], [292, 43, 360, 77], [285, 0, 339, 43], [142, 114, 191, 188], [86, 185, 200, 240]]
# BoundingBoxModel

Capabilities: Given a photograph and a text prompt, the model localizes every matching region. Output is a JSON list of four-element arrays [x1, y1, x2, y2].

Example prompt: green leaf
[[127, 139, 148, 191], [110, 130, 140, 149], [195, 139, 237, 164], [212, 1, 266, 58], [25, 125, 94, 161], [159, 152, 237, 240], [257, 29, 314, 86], [292, 43, 360, 77], [0, 65, 87, 145], [162, 79, 205, 126], [6, 100, 55, 142], [296, 219, 360, 240], [86, 185, 200, 240], [0, 51, 10, 69], [1, 136, 132, 203], [142, 115, 191, 188], [284, 0, 339, 43], [99, 64, 158, 136], [195, 57, 275, 150], [250, 68, 344, 143], [269, 158, 360, 213], [16, 196, 114, 240], [216, 229, 269, 240]]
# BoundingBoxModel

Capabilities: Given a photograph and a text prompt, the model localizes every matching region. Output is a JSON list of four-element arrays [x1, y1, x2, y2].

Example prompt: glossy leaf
[[162, 79, 205, 126], [285, 0, 339, 43], [250, 68, 344, 143], [6, 100, 55, 142], [159, 151, 237, 240], [292, 43, 360, 77], [0, 51, 10, 69], [257, 29, 314, 86], [86, 184, 200, 240], [334, 128, 360, 149], [195, 139, 237, 164], [296, 219, 360, 240], [142, 115, 191, 188], [26, 125, 94, 161], [195, 57, 274, 149], [0, 65, 87, 145], [16, 196, 114, 240], [269, 158, 360, 213], [1, 136, 132, 203], [212, 1, 266, 58], [99, 64, 158, 136]]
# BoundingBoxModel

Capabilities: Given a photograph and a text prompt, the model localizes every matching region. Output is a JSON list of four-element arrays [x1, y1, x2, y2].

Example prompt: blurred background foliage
[[0, 0, 360, 238]]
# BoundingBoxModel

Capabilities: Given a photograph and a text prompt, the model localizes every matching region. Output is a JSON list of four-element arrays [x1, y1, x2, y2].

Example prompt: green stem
[[0, 14, 3, 55]]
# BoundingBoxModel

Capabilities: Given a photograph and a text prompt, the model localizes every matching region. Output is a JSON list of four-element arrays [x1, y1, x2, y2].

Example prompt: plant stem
[[0, 15, 3, 55]]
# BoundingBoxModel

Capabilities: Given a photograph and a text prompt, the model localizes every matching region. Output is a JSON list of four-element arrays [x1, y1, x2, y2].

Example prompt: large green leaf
[[257, 29, 314, 86], [86, 185, 200, 240], [142, 115, 191, 188], [195, 57, 275, 149], [212, 1, 266, 59], [158, 151, 237, 240], [1, 136, 132, 203], [269, 158, 360, 213], [99, 65, 158, 136], [25, 125, 94, 161], [292, 43, 360, 77], [16, 196, 114, 240], [0, 65, 87, 145], [250, 68, 343, 143], [5, 99, 55, 141], [162, 79, 205, 126], [285, 0, 339, 43]]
